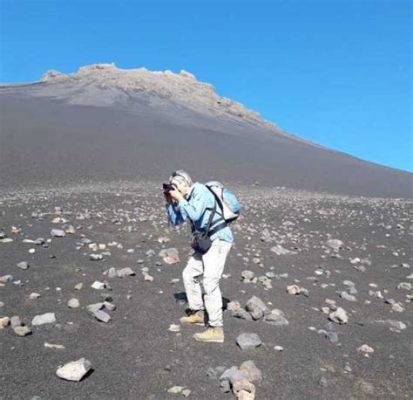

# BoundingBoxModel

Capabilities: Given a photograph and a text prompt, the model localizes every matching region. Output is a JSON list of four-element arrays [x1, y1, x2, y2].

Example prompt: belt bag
[[190, 201, 227, 254], [191, 232, 212, 254]]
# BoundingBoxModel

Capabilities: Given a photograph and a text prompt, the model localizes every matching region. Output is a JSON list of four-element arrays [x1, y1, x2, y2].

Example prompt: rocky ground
[[1, 181, 412, 399]]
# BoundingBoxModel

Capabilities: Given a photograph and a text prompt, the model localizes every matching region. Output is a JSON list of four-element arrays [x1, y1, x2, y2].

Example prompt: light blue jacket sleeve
[[178, 186, 209, 221], [166, 203, 185, 226]]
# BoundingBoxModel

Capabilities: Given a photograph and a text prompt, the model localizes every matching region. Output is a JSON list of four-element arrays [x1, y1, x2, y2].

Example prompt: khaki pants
[[182, 239, 232, 327]]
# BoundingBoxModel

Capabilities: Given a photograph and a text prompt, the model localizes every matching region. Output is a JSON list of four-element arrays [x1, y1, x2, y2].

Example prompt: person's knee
[[203, 276, 219, 294]]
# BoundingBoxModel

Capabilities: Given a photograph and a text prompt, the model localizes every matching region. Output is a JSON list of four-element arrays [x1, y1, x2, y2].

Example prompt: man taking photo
[[164, 170, 234, 344]]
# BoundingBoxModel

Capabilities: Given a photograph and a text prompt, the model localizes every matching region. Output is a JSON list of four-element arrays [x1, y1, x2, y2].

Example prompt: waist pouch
[[191, 232, 212, 254], [190, 199, 228, 255]]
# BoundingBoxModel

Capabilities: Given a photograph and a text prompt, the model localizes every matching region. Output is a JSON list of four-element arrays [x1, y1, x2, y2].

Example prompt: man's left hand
[[169, 187, 184, 201]]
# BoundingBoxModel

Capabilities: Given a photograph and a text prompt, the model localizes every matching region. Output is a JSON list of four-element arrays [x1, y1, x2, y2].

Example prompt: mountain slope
[[1, 63, 412, 197]]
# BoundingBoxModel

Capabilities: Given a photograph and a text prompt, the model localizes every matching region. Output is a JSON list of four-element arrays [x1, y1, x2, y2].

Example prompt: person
[[164, 170, 233, 343]]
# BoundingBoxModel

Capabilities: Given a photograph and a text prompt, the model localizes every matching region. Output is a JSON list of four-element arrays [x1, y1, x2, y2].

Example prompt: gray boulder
[[245, 296, 269, 320], [236, 333, 262, 350]]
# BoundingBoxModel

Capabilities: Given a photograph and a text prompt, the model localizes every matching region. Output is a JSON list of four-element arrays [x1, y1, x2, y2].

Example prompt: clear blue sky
[[1, 0, 412, 172]]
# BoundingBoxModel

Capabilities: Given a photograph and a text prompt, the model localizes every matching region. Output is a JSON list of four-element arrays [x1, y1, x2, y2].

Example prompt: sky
[[1, 0, 412, 172]]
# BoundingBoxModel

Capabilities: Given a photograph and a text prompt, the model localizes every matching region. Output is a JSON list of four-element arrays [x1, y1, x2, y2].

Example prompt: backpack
[[205, 181, 241, 222]]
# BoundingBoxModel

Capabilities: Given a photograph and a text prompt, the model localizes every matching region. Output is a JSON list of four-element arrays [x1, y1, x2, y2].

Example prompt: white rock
[[44, 342, 65, 349], [56, 358, 93, 381], [358, 344, 374, 355], [32, 312, 56, 326], [67, 298, 80, 308], [168, 324, 181, 332], [168, 386, 184, 394], [329, 307, 348, 324], [91, 281, 106, 290], [51, 229, 66, 237]]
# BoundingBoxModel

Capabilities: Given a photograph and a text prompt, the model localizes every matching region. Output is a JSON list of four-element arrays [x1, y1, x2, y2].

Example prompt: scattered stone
[[13, 325, 32, 336], [232, 308, 253, 320], [375, 319, 406, 331], [67, 298, 80, 308], [241, 270, 255, 282], [16, 261, 29, 270], [232, 381, 256, 399], [340, 291, 357, 302], [391, 303, 405, 313], [159, 248, 180, 264], [91, 281, 106, 290], [44, 342, 65, 349], [29, 292, 41, 300], [87, 303, 104, 313], [116, 267, 136, 277], [397, 282, 412, 291], [143, 272, 154, 282], [93, 310, 111, 323], [65, 225, 76, 234], [0, 316, 10, 329], [0, 275, 13, 283], [227, 301, 241, 311], [10, 316, 22, 328], [168, 324, 181, 332], [220, 366, 245, 387], [329, 307, 348, 324], [89, 253, 103, 261], [274, 345, 284, 351], [270, 245, 295, 255], [167, 386, 185, 394], [286, 284, 301, 295], [358, 344, 374, 356], [51, 229, 66, 237], [245, 296, 269, 320], [56, 358, 93, 381], [239, 360, 262, 384], [264, 309, 289, 326], [236, 333, 262, 350], [32, 312, 56, 326], [327, 239, 343, 251]]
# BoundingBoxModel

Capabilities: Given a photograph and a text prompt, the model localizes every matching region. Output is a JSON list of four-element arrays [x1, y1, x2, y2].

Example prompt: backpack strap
[[189, 186, 227, 237], [205, 185, 226, 220], [189, 201, 216, 236], [207, 220, 228, 237]]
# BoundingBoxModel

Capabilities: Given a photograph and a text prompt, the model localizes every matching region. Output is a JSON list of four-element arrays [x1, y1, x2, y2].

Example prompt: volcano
[[0, 63, 412, 197]]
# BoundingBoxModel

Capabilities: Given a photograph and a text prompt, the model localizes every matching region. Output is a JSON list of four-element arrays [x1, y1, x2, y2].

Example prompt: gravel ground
[[1, 181, 412, 399]]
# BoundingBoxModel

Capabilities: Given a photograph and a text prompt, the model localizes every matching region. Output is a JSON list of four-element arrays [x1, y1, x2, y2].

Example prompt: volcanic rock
[[56, 358, 93, 381]]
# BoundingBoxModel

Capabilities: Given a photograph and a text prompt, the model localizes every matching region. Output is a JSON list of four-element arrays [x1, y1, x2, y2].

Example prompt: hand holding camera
[[163, 182, 183, 203]]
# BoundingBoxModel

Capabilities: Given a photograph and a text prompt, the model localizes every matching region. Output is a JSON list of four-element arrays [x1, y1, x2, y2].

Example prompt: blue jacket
[[166, 182, 234, 243]]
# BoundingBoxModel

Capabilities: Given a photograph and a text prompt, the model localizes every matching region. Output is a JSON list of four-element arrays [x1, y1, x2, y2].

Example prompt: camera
[[162, 183, 176, 192]]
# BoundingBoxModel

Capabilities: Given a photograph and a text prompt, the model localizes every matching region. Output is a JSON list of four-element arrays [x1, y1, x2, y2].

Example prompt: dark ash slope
[[1, 65, 412, 197]]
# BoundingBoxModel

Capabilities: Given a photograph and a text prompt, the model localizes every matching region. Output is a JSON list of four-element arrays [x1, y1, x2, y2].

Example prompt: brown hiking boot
[[193, 326, 224, 343], [179, 310, 205, 326]]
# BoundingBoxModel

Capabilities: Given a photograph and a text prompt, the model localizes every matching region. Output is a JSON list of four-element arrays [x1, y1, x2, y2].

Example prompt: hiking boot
[[193, 326, 224, 343], [180, 310, 205, 326]]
